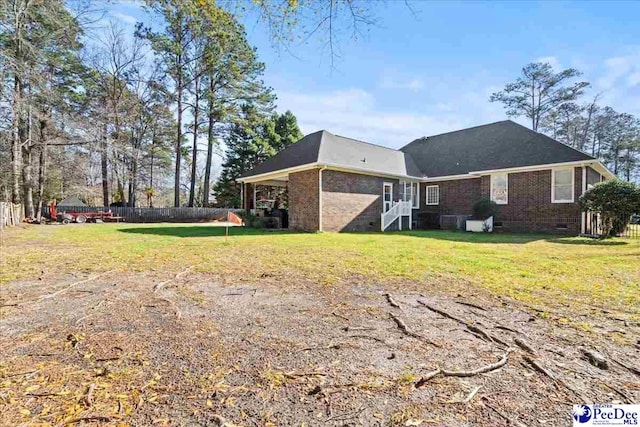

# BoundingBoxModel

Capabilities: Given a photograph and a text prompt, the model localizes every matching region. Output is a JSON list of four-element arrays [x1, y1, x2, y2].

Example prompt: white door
[[383, 182, 393, 212]]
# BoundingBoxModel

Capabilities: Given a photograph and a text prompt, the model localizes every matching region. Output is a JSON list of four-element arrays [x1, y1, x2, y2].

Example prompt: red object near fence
[[228, 211, 243, 225], [49, 201, 57, 220]]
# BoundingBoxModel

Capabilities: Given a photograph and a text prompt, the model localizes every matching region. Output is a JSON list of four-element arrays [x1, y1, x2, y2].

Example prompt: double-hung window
[[552, 168, 574, 203], [490, 173, 508, 205], [425, 185, 439, 205]]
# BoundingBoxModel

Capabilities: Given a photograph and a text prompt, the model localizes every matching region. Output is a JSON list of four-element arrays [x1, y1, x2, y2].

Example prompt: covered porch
[[242, 177, 289, 229]]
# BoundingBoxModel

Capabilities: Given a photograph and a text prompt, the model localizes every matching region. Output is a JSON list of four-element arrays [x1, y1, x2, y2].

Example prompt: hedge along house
[[237, 120, 614, 234]]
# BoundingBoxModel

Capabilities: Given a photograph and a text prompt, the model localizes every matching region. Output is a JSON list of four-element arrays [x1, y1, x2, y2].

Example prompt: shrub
[[238, 211, 265, 228], [579, 179, 640, 236], [472, 197, 499, 220]]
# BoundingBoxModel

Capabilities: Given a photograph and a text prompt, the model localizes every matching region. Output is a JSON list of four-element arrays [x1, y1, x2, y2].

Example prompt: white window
[[552, 168, 574, 203], [383, 182, 393, 212], [400, 181, 419, 208], [425, 185, 439, 205], [411, 182, 419, 209], [490, 173, 508, 205]]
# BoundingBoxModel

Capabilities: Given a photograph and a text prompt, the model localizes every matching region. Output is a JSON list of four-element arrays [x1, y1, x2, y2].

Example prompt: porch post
[[253, 185, 257, 211], [581, 166, 587, 234]]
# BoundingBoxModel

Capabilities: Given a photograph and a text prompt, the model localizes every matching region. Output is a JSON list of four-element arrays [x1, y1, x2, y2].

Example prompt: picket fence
[[0, 203, 23, 229]]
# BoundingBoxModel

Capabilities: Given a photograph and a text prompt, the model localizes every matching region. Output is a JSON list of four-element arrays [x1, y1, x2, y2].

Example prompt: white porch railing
[[381, 200, 412, 231]]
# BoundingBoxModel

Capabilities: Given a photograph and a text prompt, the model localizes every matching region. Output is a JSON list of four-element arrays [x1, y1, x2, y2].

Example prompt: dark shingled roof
[[240, 130, 421, 178], [401, 120, 594, 177], [240, 120, 596, 180], [239, 130, 323, 178]]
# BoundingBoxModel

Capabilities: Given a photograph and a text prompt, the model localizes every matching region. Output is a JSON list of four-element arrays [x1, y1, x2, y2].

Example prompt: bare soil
[[1, 269, 639, 426]]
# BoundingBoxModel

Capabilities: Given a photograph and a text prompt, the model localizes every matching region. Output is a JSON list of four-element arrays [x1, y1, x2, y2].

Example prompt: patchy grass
[[2, 223, 640, 318]]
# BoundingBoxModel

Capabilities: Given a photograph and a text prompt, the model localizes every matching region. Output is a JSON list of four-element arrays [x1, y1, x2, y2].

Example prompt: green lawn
[[2, 223, 640, 320]]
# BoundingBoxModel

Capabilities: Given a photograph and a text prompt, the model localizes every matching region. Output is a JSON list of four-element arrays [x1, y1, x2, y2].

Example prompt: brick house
[[238, 120, 614, 234]]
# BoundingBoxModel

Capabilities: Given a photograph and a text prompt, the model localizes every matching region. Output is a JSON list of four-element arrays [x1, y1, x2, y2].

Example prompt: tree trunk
[[202, 80, 216, 207], [21, 143, 34, 218], [11, 76, 23, 205], [174, 67, 183, 207], [149, 131, 155, 208], [36, 118, 48, 220], [188, 76, 200, 207], [130, 154, 138, 207], [101, 125, 109, 206]]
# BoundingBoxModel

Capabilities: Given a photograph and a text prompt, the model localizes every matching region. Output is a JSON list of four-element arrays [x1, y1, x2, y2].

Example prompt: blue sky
[[107, 0, 640, 150]]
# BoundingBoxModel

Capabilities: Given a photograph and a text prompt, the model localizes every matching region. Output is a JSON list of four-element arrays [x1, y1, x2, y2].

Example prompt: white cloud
[[597, 55, 636, 89], [628, 71, 640, 87], [378, 70, 426, 91], [592, 51, 640, 115], [379, 76, 425, 91], [276, 87, 504, 148], [111, 12, 137, 25]]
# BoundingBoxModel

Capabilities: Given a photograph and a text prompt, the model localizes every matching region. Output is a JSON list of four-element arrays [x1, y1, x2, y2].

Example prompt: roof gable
[[239, 130, 323, 178], [240, 130, 420, 179], [400, 120, 594, 177]]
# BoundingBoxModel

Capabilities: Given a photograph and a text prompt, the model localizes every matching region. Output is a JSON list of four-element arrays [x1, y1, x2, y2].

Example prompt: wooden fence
[[0, 203, 23, 229], [41, 205, 242, 223]]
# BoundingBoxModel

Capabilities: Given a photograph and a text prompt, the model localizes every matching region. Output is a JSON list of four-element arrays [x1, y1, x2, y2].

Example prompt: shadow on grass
[[379, 230, 629, 246], [117, 225, 629, 246], [118, 225, 293, 238]]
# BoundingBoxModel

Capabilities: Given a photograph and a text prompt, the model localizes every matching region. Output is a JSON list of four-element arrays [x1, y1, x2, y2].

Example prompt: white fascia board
[[421, 174, 480, 182], [589, 161, 616, 180], [238, 162, 424, 183], [237, 163, 320, 183], [467, 160, 599, 176], [237, 158, 615, 184]]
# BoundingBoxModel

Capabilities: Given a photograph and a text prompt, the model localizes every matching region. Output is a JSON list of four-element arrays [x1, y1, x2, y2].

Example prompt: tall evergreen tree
[[490, 62, 589, 132], [213, 108, 302, 208], [0, 0, 85, 216], [138, 0, 195, 207]]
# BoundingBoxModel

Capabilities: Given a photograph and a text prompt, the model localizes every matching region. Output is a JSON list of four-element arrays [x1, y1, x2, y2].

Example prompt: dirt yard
[[1, 224, 639, 426]]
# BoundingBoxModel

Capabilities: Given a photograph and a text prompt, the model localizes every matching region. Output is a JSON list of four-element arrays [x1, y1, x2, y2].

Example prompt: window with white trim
[[411, 182, 419, 208], [552, 168, 574, 203], [400, 181, 420, 208], [490, 173, 508, 205], [425, 185, 439, 205]]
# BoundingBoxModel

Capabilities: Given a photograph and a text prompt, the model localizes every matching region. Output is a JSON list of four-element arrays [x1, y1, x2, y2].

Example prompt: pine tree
[[213, 108, 302, 208]]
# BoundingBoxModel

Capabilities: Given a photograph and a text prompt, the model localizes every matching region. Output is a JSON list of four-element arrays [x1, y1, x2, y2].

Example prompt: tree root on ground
[[383, 293, 401, 308], [415, 349, 512, 388], [389, 312, 441, 347]]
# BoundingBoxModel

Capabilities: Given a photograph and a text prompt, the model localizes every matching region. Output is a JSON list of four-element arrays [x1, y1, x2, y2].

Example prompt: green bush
[[579, 179, 640, 236], [472, 197, 499, 220], [237, 211, 265, 228]]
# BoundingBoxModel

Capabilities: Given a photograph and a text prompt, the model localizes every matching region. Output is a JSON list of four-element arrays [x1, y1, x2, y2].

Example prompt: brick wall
[[418, 167, 584, 234], [478, 168, 582, 233], [322, 170, 399, 232], [420, 178, 481, 215], [288, 169, 320, 232]]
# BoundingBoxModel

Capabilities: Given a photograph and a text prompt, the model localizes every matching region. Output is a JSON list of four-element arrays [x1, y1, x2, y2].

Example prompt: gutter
[[238, 159, 615, 184]]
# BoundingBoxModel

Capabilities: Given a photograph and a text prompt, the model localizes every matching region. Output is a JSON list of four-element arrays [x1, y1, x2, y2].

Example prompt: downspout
[[318, 166, 327, 232]]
